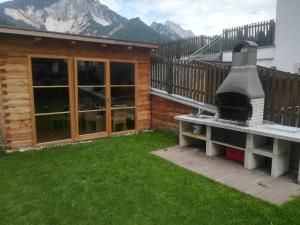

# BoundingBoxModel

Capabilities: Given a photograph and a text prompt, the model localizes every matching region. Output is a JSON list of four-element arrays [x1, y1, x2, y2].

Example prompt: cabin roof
[[0, 26, 159, 49]]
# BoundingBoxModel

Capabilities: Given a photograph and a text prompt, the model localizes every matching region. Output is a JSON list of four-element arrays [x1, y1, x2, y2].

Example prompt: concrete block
[[273, 139, 291, 155], [244, 151, 264, 170], [271, 153, 290, 177], [179, 121, 189, 147], [298, 160, 300, 184], [206, 141, 224, 157]]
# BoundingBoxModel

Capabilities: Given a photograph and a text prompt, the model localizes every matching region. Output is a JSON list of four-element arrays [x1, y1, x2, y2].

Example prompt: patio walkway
[[152, 146, 300, 205]]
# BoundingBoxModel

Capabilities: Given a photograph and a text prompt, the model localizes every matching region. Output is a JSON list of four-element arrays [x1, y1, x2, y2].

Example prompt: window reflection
[[110, 62, 134, 85], [78, 87, 106, 111], [111, 109, 135, 132], [111, 87, 135, 108], [36, 114, 71, 143], [78, 61, 105, 85], [32, 58, 68, 86], [79, 111, 106, 135], [34, 88, 70, 114]]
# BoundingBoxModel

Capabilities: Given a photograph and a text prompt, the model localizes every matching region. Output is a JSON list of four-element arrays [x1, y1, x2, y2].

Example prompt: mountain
[[151, 20, 194, 39], [111, 18, 169, 43], [0, 0, 128, 35], [0, 0, 171, 43], [151, 22, 181, 40]]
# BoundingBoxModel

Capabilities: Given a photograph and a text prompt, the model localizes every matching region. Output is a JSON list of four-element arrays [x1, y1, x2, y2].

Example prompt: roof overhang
[[0, 26, 159, 49]]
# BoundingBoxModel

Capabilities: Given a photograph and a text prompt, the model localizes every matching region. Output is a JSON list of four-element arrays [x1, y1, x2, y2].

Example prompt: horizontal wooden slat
[[0, 64, 28, 72], [5, 113, 31, 121], [6, 132, 32, 141], [1, 79, 29, 86], [6, 140, 33, 148], [3, 99, 30, 107], [5, 120, 32, 129], [3, 93, 30, 100]]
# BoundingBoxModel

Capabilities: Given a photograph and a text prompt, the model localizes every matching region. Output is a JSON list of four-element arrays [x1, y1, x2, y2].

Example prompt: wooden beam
[[33, 37, 42, 43], [0, 26, 159, 49]]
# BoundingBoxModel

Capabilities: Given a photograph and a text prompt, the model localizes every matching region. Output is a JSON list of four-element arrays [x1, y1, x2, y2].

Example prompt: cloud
[[99, 0, 276, 35]]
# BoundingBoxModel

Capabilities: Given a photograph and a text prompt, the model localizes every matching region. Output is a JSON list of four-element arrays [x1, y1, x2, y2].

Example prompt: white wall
[[274, 0, 300, 74], [222, 46, 275, 68]]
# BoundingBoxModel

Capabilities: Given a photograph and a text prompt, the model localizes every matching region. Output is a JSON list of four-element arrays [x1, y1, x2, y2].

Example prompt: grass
[[0, 130, 300, 225]]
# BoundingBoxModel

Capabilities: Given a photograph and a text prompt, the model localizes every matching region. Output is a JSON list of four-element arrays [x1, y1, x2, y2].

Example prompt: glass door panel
[[31, 58, 72, 144], [79, 111, 106, 135], [76, 60, 107, 137], [78, 87, 106, 111], [111, 108, 135, 132], [110, 62, 136, 133]]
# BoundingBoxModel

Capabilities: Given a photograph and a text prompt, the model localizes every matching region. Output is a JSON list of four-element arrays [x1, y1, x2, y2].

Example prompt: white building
[[222, 0, 300, 74]]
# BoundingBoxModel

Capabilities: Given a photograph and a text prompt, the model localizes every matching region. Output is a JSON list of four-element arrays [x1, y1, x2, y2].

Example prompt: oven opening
[[216, 92, 253, 123]]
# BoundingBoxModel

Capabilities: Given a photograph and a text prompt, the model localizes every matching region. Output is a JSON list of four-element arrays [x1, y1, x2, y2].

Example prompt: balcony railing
[[155, 19, 275, 59]]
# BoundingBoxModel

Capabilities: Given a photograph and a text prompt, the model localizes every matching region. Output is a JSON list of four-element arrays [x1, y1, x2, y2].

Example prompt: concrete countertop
[[175, 114, 300, 143]]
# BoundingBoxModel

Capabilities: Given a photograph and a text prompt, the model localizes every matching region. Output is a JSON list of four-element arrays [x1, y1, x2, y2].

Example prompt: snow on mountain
[[151, 20, 194, 39], [1, 0, 127, 34], [165, 20, 194, 38], [0, 0, 194, 43]]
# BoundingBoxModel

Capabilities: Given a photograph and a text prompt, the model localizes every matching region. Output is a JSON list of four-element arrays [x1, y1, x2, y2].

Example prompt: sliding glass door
[[75, 59, 108, 140], [30, 57, 136, 145]]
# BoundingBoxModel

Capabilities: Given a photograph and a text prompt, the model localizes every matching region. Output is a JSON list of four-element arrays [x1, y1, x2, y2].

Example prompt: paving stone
[[152, 145, 300, 205]]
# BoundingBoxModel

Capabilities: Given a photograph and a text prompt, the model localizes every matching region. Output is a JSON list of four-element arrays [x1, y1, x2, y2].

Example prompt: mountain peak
[[151, 20, 194, 40], [164, 20, 194, 38]]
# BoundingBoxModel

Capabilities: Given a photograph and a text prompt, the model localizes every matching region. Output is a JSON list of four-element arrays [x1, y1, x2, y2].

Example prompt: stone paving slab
[[152, 145, 300, 205]]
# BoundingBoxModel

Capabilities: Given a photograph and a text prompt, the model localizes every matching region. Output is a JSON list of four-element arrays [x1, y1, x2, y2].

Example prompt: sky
[[0, 0, 277, 35]]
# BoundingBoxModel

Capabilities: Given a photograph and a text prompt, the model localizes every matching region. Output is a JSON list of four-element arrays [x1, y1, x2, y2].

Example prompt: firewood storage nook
[[0, 27, 157, 151]]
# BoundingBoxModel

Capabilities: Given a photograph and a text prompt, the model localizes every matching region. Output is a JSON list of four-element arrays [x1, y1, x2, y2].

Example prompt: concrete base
[[244, 151, 264, 170], [298, 160, 300, 184], [206, 141, 224, 156], [152, 146, 300, 205], [178, 117, 295, 178]]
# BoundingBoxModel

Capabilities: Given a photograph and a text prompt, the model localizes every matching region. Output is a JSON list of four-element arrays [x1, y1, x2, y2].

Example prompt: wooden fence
[[155, 35, 213, 59], [222, 20, 275, 51], [152, 56, 300, 127], [156, 20, 275, 59]]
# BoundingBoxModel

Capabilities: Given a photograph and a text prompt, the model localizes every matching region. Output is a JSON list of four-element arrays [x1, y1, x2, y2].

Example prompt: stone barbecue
[[216, 41, 265, 126]]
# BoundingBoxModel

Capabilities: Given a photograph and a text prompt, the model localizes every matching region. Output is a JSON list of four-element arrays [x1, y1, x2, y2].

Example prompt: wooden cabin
[[0, 27, 157, 151]]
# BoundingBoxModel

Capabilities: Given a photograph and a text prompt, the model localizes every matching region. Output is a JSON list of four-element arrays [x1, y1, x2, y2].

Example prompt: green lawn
[[1, 130, 300, 225]]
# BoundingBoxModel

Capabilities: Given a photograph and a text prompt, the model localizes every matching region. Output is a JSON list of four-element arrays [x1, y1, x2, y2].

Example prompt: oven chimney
[[216, 41, 265, 126]]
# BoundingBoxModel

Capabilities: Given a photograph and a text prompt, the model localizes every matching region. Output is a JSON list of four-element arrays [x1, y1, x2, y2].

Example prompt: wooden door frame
[[74, 57, 110, 141]]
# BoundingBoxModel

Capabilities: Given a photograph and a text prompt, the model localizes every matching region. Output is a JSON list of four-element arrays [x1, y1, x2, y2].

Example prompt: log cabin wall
[[0, 34, 152, 150], [0, 54, 6, 145]]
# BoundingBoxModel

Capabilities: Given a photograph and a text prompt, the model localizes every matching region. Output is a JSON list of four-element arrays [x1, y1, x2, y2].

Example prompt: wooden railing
[[155, 35, 213, 59], [152, 56, 300, 127], [222, 20, 275, 51], [155, 20, 275, 59]]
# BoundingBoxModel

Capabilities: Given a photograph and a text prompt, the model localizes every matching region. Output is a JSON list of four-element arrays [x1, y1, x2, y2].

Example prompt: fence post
[[166, 58, 173, 94], [270, 19, 275, 45]]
